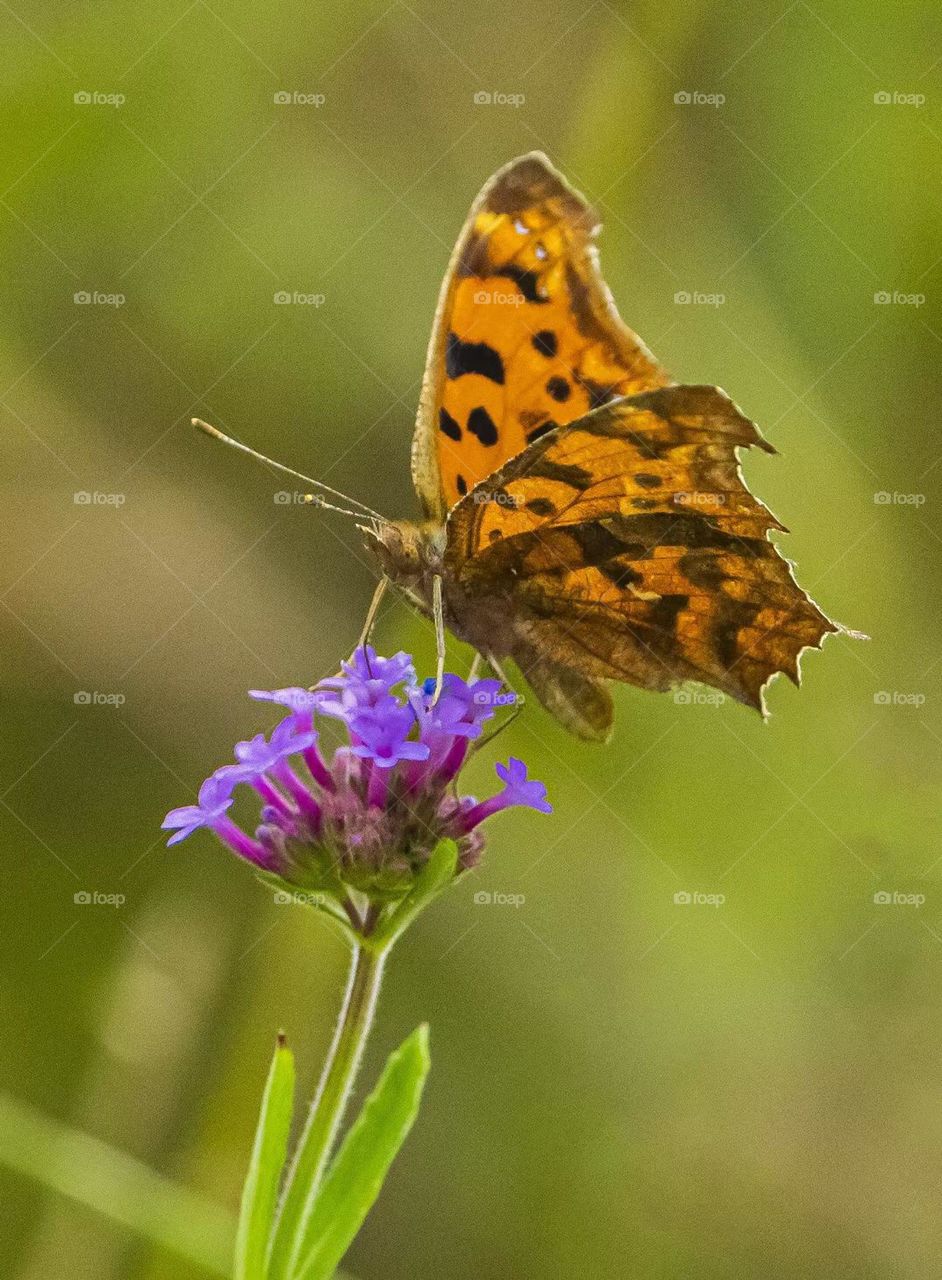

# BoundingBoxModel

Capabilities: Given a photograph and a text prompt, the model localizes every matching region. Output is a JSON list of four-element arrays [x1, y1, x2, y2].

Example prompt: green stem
[[268, 939, 388, 1279]]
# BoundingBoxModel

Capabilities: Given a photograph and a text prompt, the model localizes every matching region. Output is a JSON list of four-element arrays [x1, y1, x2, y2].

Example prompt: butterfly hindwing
[[443, 385, 841, 722], [411, 152, 668, 521]]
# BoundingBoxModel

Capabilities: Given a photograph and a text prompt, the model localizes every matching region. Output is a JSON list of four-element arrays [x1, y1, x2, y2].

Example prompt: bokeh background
[[2, 1, 940, 1276]]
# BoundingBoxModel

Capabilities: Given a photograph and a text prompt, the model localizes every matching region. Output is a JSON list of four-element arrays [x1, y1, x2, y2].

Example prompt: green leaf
[[293, 1024, 431, 1280], [235, 1034, 296, 1280], [369, 839, 458, 951], [0, 1092, 234, 1275]]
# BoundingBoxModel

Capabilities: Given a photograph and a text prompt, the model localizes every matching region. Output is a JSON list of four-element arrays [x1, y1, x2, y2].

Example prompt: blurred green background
[[2, 1, 940, 1276]]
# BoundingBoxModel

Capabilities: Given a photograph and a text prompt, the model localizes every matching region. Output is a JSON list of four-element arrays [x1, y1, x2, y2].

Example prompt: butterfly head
[[360, 518, 444, 596]]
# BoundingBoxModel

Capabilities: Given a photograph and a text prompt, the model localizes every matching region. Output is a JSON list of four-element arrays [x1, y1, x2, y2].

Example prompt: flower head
[[162, 647, 551, 903]]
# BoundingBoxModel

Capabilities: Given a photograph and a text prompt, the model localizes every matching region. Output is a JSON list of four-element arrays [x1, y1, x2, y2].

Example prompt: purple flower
[[462, 757, 552, 830], [162, 773, 272, 867], [350, 699, 430, 769], [162, 647, 551, 903], [249, 686, 321, 714]]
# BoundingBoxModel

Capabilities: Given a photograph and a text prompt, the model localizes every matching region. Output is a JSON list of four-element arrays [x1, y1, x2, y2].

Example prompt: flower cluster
[[162, 647, 550, 900]]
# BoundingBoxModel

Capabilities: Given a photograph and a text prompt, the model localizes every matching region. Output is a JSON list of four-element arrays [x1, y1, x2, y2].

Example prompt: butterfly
[[198, 153, 846, 741]]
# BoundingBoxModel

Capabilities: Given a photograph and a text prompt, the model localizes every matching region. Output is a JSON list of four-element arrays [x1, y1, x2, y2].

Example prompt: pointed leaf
[[293, 1024, 431, 1280], [235, 1034, 295, 1280]]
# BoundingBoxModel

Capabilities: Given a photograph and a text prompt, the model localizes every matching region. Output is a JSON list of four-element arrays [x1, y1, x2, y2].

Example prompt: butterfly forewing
[[411, 152, 668, 520]]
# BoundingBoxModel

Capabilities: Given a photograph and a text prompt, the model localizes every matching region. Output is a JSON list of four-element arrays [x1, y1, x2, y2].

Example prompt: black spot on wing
[[679, 551, 728, 589], [714, 598, 760, 669], [634, 473, 662, 488], [525, 418, 559, 444], [467, 406, 499, 447], [456, 474, 467, 496], [526, 457, 591, 489], [576, 375, 618, 410], [646, 593, 690, 636], [525, 497, 556, 517], [546, 377, 570, 402], [439, 407, 462, 441], [446, 333, 505, 384], [598, 561, 643, 586], [532, 330, 557, 358], [496, 265, 547, 303]]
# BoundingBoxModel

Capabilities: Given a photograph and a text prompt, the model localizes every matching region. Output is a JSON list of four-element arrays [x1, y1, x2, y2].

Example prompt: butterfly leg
[[467, 652, 483, 682], [431, 574, 446, 703], [484, 653, 516, 695], [357, 575, 389, 650]]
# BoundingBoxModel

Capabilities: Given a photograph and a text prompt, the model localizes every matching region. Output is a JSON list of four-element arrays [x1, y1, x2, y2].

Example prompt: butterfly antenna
[[192, 418, 388, 524]]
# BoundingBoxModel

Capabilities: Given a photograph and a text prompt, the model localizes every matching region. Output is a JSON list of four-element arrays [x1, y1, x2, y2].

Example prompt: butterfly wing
[[411, 152, 668, 523], [443, 384, 841, 736]]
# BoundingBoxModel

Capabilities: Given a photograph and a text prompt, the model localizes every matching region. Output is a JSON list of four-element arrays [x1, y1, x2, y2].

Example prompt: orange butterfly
[[199, 153, 847, 741]]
